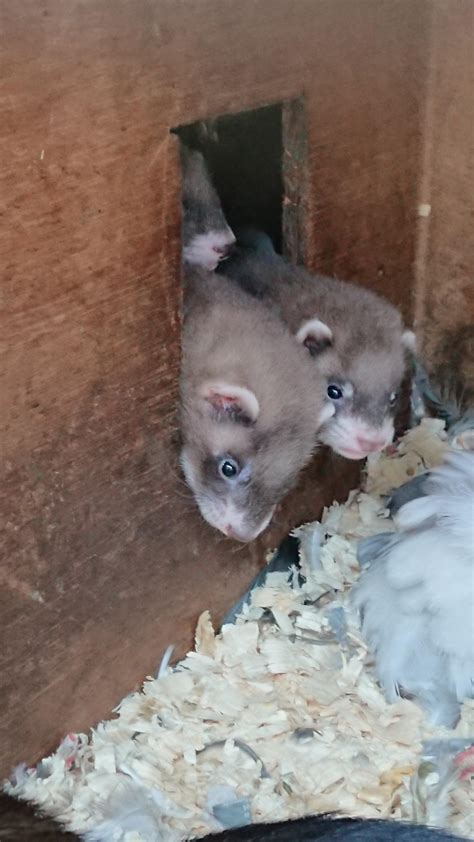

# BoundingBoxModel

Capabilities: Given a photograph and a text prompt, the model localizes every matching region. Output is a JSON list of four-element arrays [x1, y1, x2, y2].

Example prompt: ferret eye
[[327, 384, 344, 401], [218, 457, 240, 479], [389, 391, 398, 407]]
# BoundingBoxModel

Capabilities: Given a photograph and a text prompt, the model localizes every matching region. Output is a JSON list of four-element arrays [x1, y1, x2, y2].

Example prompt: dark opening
[[174, 103, 284, 253]]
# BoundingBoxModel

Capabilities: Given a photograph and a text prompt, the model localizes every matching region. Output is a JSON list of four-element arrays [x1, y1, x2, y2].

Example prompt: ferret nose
[[224, 523, 251, 542], [356, 435, 386, 453], [213, 243, 234, 259]]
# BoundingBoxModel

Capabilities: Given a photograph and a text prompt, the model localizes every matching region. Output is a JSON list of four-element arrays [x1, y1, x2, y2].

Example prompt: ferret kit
[[5, 419, 473, 840], [179, 266, 333, 541]]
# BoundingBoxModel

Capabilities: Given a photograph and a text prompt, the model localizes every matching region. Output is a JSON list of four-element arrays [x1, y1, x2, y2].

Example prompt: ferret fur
[[0, 791, 76, 839], [353, 450, 474, 728], [200, 815, 461, 841], [412, 359, 474, 452], [180, 145, 235, 270], [180, 266, 333, 541], [222, 230, 414, 460]]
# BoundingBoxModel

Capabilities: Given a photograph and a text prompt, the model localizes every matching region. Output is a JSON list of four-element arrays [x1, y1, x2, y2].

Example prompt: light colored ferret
[[354, 451, 474, 728], [180, 267, 334, 542], [222, 230, 415, 461], [180, 144, 235, 270]]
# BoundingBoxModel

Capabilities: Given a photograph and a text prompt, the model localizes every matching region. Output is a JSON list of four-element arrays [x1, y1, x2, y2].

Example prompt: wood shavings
[[365, 419, 448, 496], [195, 612, 216, 658], [4, 419, 473, 840]]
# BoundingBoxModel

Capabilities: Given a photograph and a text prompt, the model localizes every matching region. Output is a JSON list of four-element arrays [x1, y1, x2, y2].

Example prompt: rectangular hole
[[173, 97, 308, 261]]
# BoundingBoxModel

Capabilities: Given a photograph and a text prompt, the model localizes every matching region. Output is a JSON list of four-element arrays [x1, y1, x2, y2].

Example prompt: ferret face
[[180, 430, 277, 543], [181, 374, 334, 541], [180, 380, 332, 542], [298, 319, 413, 460], [318, 371, 398, 460], [181, 147, 235, 270]]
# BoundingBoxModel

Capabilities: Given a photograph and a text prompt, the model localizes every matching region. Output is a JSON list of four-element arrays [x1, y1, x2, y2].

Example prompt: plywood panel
[[0, 0, 424, 773], [415, 0, 474, 395]]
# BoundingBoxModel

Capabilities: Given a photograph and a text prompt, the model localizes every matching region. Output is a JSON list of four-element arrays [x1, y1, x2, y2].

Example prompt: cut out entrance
[[173, 97, 309, 263]]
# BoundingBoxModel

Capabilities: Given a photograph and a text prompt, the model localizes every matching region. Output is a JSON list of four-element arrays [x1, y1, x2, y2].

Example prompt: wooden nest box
[[1, 0, 472, 774]]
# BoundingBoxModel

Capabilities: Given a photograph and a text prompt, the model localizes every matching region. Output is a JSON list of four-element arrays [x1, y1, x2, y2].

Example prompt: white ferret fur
[[353, 450, 474, 728]]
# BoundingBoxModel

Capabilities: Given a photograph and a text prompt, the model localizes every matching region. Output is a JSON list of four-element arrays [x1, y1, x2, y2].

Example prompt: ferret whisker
[[230, 541, 252, 555], [172, 487, 195, 502]]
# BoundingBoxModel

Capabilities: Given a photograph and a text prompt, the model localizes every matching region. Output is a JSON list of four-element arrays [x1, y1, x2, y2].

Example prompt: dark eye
[[218, 457, 240, 479], [327, 384, 344, 401], [389, 391, 398, 407]]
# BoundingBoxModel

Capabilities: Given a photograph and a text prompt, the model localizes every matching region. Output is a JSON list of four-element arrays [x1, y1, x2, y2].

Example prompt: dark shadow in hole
[[173, 103, 283, 252]]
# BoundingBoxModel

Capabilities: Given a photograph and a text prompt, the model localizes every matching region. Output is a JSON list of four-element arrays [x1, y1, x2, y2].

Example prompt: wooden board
[[415, 0, 474, 395], [0, 0, 426, 773]]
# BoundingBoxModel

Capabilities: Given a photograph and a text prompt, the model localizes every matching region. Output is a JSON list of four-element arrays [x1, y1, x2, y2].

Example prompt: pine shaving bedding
[[5, 419, 474, 840]]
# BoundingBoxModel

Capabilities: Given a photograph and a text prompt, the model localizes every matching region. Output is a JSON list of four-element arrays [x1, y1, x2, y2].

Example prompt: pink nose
[[356, 435, 386, 453], [224, 523, 252, 542], [212, 243, 234, 258]]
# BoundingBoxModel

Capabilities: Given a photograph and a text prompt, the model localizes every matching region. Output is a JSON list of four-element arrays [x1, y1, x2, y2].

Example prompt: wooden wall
[[1, 0, 428, 773], [415, 0, 474, 396]]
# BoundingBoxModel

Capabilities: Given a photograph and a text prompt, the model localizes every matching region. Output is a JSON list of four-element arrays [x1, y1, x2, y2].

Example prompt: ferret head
[[180, 146, 235, 270], [180, 272, 334, 541], [297, 313, 415, 461], [180, 380, 333, 542], [221, 242, 415, 461]]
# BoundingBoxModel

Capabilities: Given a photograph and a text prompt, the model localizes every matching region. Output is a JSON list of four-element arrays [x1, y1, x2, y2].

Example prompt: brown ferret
[[0, 791, 76, 839], [221, 230, 415, 461], [180, 267, 334, 542], [180, 145, 235, 271]]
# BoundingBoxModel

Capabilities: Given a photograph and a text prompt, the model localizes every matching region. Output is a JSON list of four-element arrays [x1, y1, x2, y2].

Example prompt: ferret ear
[[296, 318, 333, 356], [201, 382, 260, 424], [402, 329, 416, 353]]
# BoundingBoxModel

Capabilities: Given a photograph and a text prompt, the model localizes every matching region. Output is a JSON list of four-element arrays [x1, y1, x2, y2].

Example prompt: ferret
[[411, 358, 474, 452], [180, 144, 235, 270], [200, 815, 460, 841], [221, 230, 415, 461], [0, 792, 461, 842], [180, 267, 334, 542], [353, 450, 474, 728], [0, 791, 76, 839]]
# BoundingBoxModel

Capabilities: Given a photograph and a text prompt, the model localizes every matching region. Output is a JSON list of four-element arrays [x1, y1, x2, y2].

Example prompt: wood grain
[[415, 0, 474, 393]]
